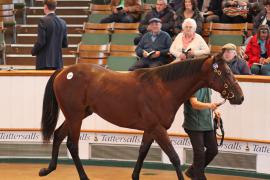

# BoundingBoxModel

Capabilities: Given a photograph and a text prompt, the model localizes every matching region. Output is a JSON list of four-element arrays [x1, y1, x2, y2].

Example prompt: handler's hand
[[143, 50, 148, 58], [214, 110, 221, 119], [209, 103, 218, 110]]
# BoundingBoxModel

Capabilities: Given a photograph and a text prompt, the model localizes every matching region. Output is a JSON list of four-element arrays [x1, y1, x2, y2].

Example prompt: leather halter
[[212, 62, 236, 101]]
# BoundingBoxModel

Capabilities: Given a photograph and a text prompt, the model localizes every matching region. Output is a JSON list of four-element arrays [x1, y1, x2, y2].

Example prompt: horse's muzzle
[[229, 95, 244, 105]]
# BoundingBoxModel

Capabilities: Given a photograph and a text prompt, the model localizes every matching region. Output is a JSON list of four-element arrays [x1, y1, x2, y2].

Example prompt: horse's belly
[[95, 110, 144, 130]]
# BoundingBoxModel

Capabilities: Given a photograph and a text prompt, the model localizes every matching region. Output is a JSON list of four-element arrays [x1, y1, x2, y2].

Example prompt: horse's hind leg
[[132, 132, 154, 180], [66, 119, 89, 180], [39, 121, 68, 176], [151, 125, 184, 180]]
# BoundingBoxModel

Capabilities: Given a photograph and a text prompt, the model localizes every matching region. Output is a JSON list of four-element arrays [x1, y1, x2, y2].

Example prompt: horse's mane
[[136, 56, 210, 82]]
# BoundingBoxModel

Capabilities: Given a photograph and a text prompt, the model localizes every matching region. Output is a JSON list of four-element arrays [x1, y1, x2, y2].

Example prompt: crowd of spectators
[[1, 0, 269, 75], [126, 0, 270, 75]]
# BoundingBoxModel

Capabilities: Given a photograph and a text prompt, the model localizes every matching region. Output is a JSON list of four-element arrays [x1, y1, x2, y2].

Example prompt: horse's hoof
[[132, 174, 139, 180], [80, 177, 89, 180], [39, 168, 54, 176]]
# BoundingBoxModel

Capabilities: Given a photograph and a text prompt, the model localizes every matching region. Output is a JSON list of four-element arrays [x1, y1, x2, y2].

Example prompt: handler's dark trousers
[[185, 129, 218, 180]]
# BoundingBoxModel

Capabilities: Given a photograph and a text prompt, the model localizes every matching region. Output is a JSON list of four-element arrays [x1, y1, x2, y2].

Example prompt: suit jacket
[[111, 0, 142, 19], [32, 13, 68, 70]]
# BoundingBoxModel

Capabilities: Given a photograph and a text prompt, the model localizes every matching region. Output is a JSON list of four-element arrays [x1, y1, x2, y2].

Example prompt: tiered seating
[[0, 0, 256, 69], [108, 31, 138, 70], [13, 0, 26, 24], [88, 3, 111, 23], [207, 23, 250, 46], [0, 0, 16, 43], [74, 32, 110, 65], [75, 21, 139, 70], [107, 56, 137, 71], [209, 45, 242, 55], [26, 1, 89, 24], [113, 23, 139, 33], [83, 22, 113, 33], [203, 22, 252, 56], [74, 44, 109, 65], [4, 0, 91, 66]]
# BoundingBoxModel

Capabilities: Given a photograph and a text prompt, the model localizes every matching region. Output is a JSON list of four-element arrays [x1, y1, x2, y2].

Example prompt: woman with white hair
[[170, 18, 210, 61]]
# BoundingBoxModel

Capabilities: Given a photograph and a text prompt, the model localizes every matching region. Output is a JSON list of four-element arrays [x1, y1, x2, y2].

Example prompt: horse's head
[[203, 54, 244, 105]]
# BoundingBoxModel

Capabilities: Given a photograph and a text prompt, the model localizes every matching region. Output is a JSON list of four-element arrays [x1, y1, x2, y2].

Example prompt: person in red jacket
[[245, 24, 270, 75]]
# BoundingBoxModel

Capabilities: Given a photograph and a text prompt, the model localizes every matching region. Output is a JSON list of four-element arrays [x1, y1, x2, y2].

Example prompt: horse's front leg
[[132, 131, 154, 180], [151, 125, 184, 180], [39, 121, 68, 176]]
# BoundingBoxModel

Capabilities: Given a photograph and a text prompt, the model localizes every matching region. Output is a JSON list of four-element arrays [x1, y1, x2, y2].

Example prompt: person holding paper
[[100, 0, 142, 23], [170, 18, 210, 61], [129, 18, 172, 71]]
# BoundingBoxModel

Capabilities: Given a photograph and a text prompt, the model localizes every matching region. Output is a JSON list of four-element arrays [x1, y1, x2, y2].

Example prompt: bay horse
[[39, 54, 244, 180]]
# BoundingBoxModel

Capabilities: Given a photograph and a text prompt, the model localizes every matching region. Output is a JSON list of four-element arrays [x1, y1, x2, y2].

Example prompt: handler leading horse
[[39, 54, 244, 180]]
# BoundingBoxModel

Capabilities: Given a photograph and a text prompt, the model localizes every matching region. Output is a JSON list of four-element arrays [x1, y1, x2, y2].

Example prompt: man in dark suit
[[32, 0, 68, 70]]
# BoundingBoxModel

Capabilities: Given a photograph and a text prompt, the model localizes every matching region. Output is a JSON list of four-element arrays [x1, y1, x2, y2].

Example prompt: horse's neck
[[166, 72, 206, 110]]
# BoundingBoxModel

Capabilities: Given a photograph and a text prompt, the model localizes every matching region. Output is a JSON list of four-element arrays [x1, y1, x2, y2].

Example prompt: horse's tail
[[41, 70, 62, 142]]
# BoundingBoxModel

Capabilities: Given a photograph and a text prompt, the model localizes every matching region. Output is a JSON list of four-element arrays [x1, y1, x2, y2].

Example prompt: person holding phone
[[100, 0, 142, 23]]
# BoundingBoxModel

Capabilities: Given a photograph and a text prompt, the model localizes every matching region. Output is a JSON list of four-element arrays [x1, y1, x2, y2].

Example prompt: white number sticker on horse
[[67, 72, 73, 80]]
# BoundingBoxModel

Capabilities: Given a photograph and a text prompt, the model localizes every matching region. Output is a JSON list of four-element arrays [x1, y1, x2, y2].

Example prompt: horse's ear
[[213, 53, 223, 63]]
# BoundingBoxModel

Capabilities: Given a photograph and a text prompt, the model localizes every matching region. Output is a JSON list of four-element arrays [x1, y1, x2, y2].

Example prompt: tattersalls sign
[[0, 130, 270, 156]]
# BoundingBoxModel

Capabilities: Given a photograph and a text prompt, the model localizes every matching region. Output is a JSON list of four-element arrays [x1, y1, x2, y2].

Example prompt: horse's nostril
[[241, 96, 244, 102]]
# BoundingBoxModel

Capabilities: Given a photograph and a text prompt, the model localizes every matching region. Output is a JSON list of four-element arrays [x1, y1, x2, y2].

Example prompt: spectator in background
[[220, 0, 250, 23], [169, 0, 183, 11], [100, 0, 142, 23], [222, 43, 251, 75], [245, 24, 270, 75], [248, 1, 263, 23], [134, 0, 174, 45], [253, 0, 270, 34], [203, 0, 223, 22], [129, 18, 172, 71], [31, 0, 68, 70], [174, 0, 203, 35], [170, 18, 210, 61], [200, 0, 211, 13]]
